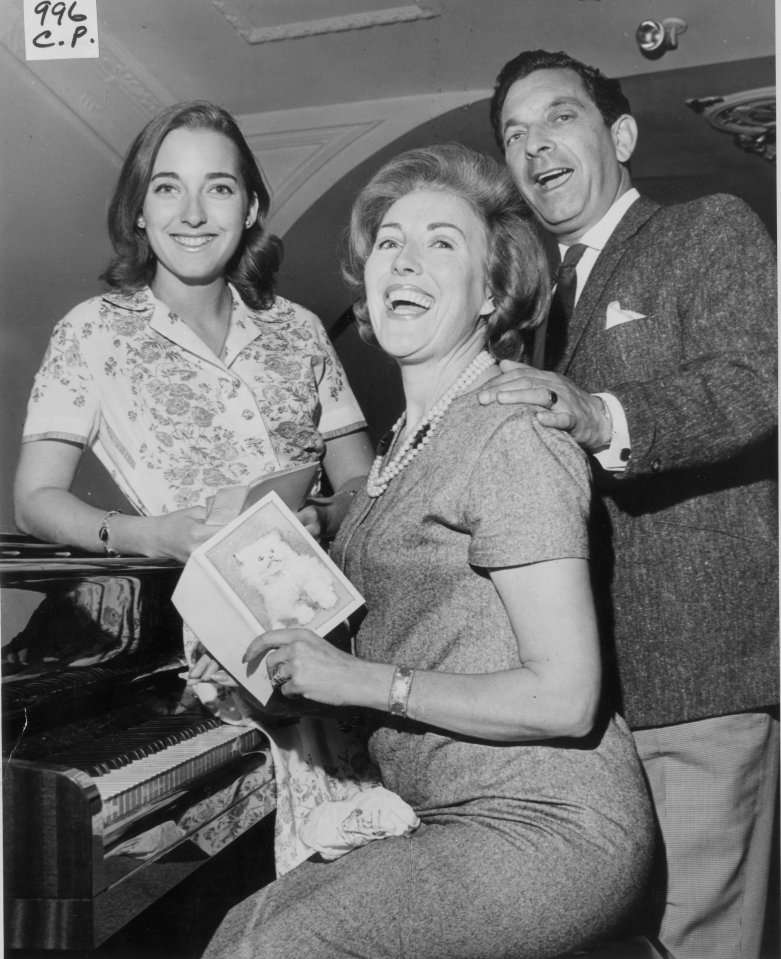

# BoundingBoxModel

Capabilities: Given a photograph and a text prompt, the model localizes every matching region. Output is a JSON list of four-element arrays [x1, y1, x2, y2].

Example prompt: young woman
[[15, 101, 372, 563]]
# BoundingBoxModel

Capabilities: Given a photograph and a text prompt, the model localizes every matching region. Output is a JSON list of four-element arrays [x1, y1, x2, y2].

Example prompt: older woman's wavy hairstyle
[[101, 100, 282, 310], [342, 143, 550, 361]]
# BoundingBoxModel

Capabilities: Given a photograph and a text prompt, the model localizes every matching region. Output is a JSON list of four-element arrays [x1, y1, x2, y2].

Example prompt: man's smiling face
[[500, 68, 634, 243]]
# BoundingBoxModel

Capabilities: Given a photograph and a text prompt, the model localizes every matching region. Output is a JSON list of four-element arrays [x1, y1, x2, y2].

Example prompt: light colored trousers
[[634, 711, 779, 959]]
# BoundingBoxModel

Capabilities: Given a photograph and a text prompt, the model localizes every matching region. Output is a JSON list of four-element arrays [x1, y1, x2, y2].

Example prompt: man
[[480, 50, 778, 959]]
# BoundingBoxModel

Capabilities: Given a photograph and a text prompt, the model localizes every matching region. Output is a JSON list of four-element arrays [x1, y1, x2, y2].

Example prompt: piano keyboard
[[40, 711, 268, 832], [93, 722, 266, 828], [42, 712, 220, 773]]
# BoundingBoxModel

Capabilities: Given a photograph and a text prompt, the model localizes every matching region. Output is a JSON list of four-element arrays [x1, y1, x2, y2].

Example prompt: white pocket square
[[605, 301, 646, 329]]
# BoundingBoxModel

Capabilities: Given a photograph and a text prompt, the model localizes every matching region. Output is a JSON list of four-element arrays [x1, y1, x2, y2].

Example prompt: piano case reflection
[[1, 535, 275, 951]]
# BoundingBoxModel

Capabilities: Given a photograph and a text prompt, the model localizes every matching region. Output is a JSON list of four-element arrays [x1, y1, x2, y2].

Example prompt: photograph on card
[[203, 492, 363, 637]]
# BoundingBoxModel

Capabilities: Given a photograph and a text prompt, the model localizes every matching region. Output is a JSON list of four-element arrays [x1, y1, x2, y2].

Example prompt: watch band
[[98, 509, 123, 557], [388, 665, 415, 718]]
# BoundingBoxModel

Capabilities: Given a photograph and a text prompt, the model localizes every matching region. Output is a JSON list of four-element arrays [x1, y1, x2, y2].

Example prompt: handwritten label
[[24, 0, 99, 61]]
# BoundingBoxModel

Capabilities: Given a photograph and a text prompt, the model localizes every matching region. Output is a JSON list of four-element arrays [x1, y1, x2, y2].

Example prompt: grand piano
[[2, 534, 276, 951]]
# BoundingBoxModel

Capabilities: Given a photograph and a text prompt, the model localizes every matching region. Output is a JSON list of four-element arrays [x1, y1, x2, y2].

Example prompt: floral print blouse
[[23, 285, 366, 515]]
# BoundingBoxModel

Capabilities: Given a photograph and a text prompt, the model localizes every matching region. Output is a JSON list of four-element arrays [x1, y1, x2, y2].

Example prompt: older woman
[[203, 144, 655, 959], [14, 100, 372, 564]]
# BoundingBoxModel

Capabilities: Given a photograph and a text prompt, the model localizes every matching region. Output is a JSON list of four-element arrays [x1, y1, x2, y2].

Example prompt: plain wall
[[0, 52, 121, 527]]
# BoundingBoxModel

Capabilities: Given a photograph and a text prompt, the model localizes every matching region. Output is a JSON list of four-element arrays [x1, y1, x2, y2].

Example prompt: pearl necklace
[[366, 350, 495, 498]]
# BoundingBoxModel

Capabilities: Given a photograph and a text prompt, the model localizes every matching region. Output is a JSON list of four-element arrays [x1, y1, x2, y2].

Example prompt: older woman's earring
[[137, 216, 146, 229], [245, 214, 254, 228]]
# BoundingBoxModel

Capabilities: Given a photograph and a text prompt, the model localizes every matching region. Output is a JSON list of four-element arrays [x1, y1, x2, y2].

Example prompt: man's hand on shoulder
[[477, 360, 612, 453]]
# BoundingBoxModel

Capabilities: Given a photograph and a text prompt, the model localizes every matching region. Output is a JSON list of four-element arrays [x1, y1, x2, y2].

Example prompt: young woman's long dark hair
[[101, 101, 282, 310]]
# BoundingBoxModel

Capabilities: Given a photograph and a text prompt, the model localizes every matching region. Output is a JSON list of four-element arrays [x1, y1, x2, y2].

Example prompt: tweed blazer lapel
[[559, 196, 660, 374]]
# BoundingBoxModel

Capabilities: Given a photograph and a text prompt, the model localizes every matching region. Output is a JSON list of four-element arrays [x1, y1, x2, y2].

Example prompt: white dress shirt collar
[[558, 187, 640, 258]]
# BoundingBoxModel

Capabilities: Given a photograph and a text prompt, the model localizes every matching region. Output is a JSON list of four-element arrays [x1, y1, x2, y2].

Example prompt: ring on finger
[[548, 389, 558, 407], [271, 662, 288, 687]]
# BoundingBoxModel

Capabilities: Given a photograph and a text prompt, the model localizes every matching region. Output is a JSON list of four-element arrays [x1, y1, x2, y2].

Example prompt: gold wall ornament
[[686, 87, 776, 164]]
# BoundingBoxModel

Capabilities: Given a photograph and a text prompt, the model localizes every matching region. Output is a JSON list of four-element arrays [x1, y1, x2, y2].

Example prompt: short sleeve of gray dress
[[460, 407, 592, 570]]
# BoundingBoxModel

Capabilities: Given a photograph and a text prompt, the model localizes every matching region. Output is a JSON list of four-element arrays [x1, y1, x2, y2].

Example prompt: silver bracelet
[[98, 509, 123, 557], [388, 665, 415, 718]]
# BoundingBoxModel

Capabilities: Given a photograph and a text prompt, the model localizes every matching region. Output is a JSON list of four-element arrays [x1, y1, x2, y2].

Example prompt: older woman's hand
[[477, 360, 612, 452], [188, 648, 313, 721], [244, 628, 371, 708]]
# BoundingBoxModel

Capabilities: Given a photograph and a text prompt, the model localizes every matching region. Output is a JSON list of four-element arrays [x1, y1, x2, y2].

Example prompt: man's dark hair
[[489, 50, 632, 151]]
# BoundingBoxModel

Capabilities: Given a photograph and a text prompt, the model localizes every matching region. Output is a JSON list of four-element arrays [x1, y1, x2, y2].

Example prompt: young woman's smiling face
[[364, 189, 494, 366], [142, 127, 257, 292]]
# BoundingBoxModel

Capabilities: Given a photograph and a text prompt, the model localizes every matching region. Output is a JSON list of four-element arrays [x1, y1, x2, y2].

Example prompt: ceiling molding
[[0, 0, 24, 55], [0, 0, 170, 161], [244, 91, 489, 235], [2, 0, 485, 238], [0, 42, 119, 165], [211, 1, 439, 44], [241, 119, 382, 224]]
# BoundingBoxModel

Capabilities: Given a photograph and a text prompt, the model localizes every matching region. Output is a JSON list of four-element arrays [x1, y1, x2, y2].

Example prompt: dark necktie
[[542, 243, 587, 370]]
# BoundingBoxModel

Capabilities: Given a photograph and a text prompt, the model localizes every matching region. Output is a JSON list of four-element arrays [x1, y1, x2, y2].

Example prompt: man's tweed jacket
[[555, 193, 778, 729]]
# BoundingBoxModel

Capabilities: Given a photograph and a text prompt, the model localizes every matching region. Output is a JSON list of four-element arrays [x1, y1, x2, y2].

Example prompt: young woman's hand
[[134, 506, 212, 562], [297, 488, 358, 543], [296, 503, 325, 540], [188, 649, 236, 688]]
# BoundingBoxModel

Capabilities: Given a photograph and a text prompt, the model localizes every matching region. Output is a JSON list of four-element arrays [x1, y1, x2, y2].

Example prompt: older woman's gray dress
[[203, 397, 655, 959]]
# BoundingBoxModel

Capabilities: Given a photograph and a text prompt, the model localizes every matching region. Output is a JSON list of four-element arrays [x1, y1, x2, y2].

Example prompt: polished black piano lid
[[0, 532, 182, 584]]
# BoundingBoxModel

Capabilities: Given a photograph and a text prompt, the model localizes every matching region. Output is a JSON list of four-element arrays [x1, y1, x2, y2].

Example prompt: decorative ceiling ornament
[[211, 1, 439, 44], [636, 18, 687, 59], [686, 87, 776, 164]]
